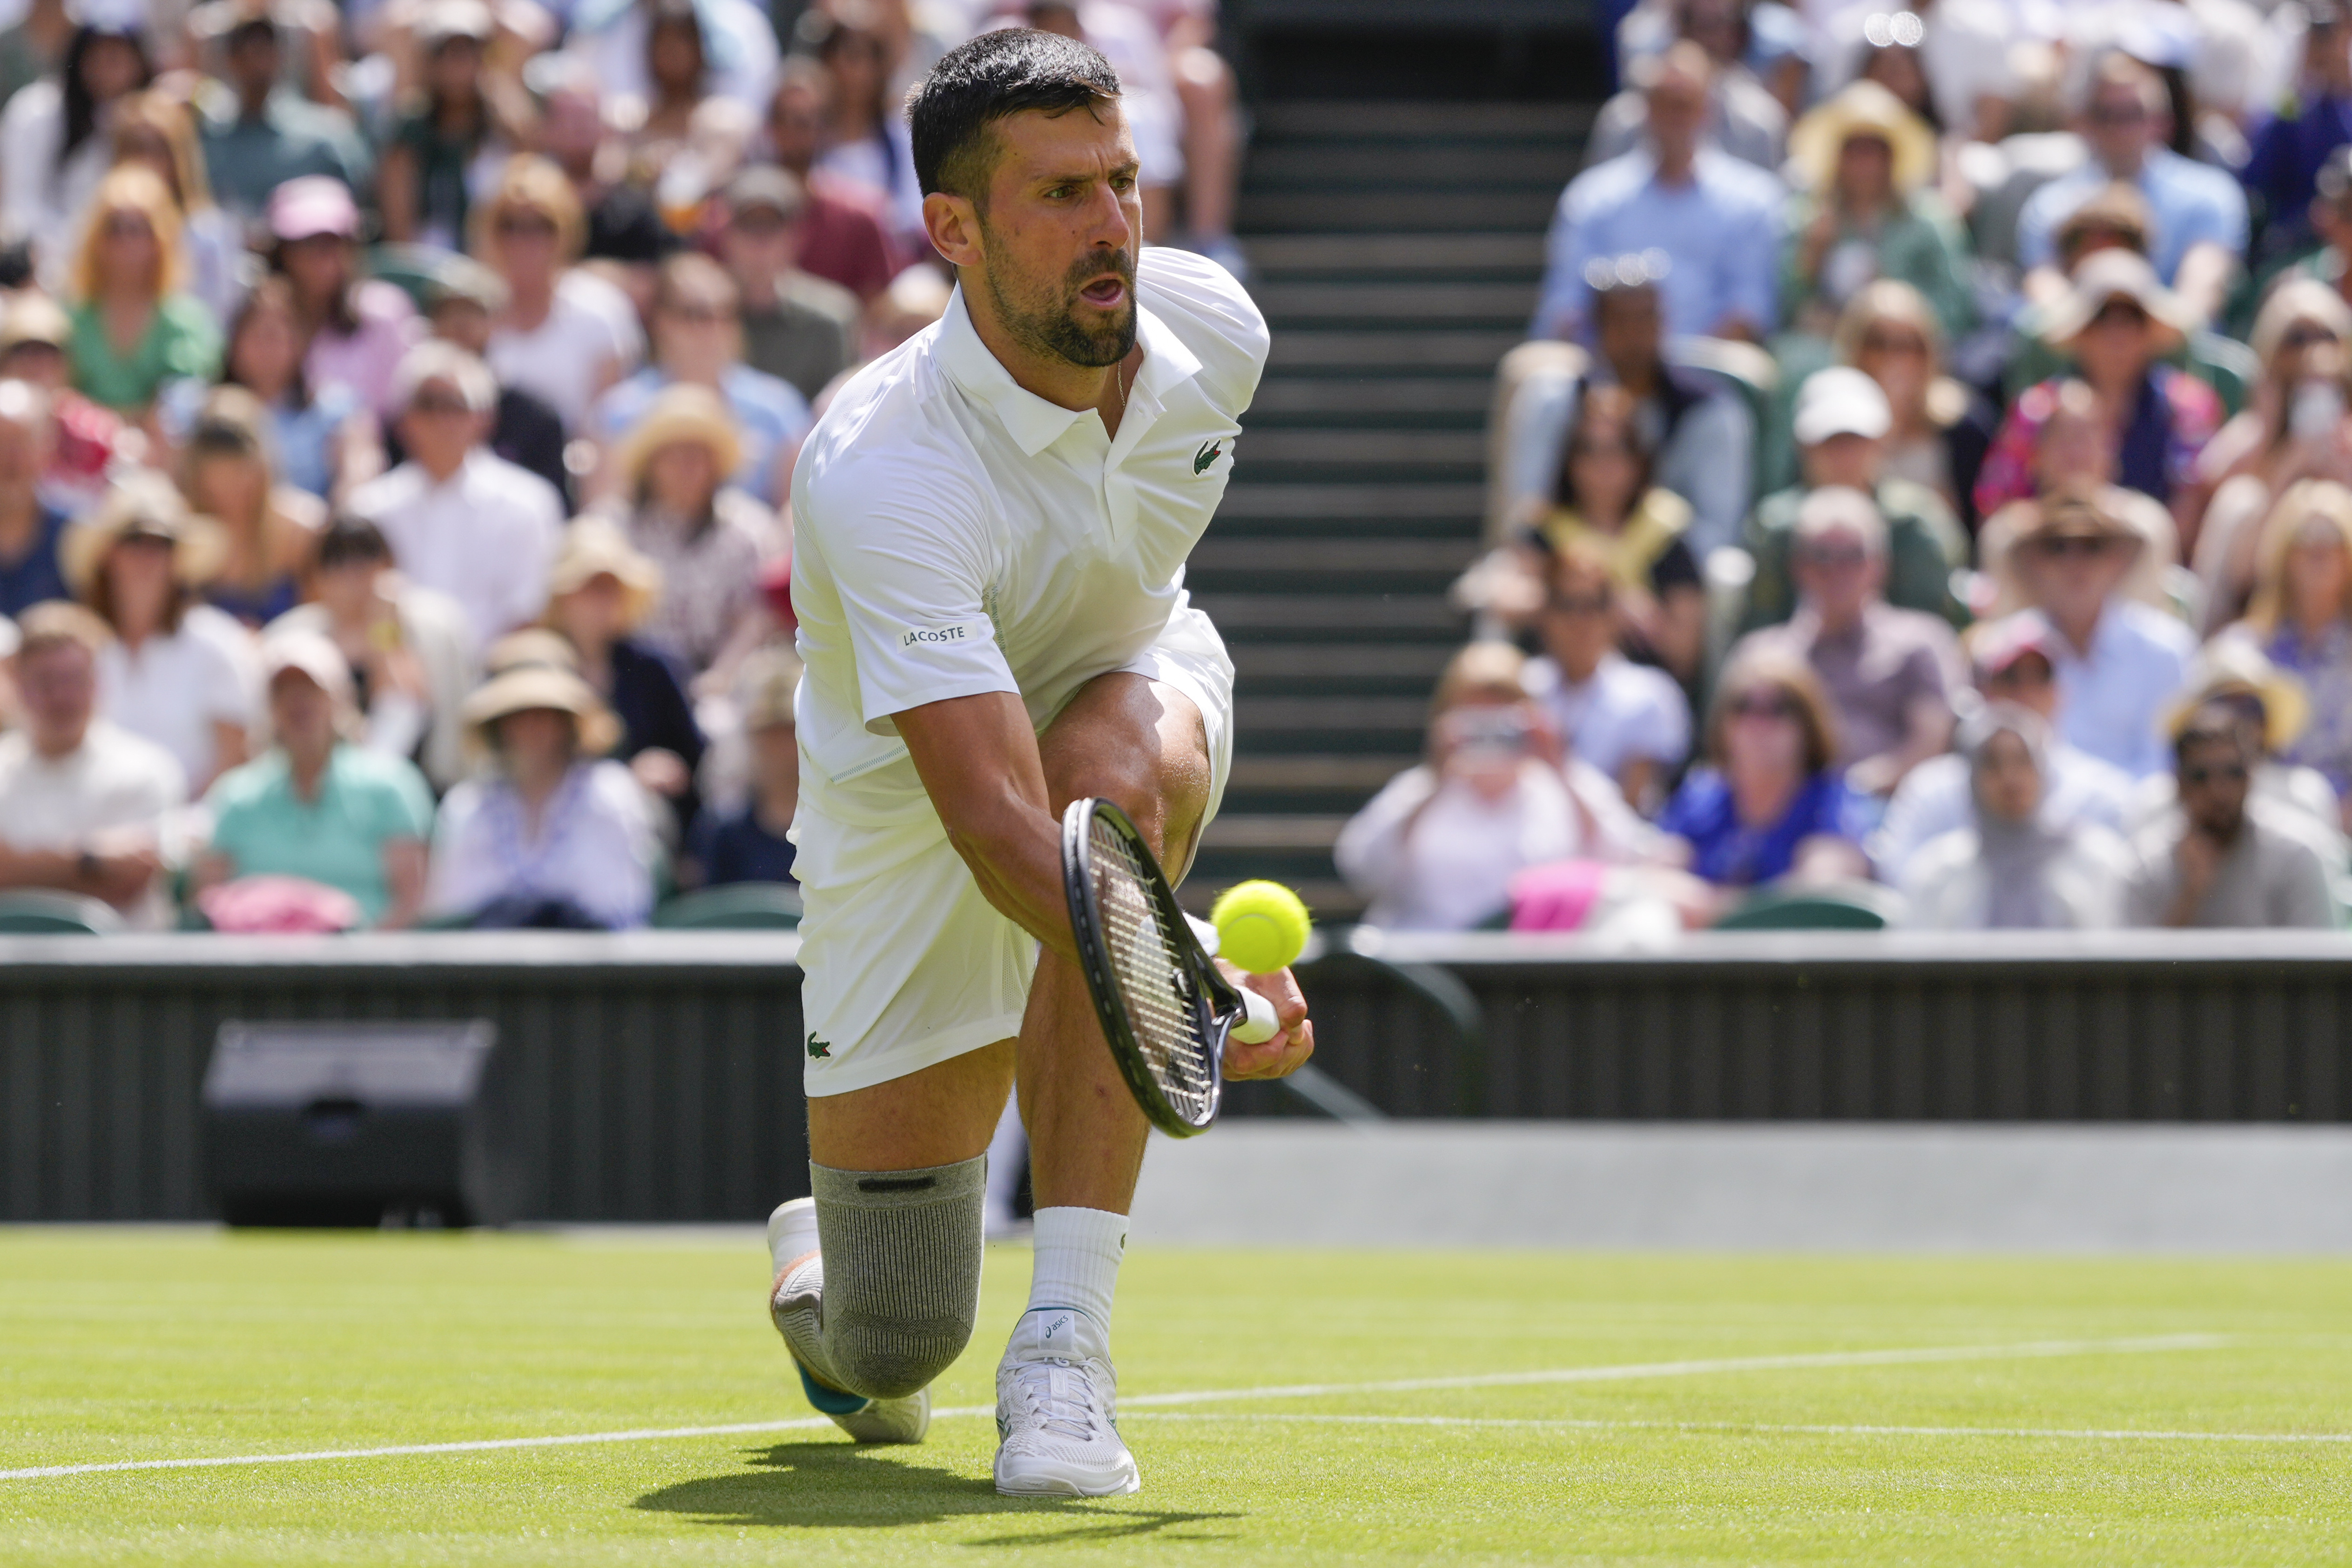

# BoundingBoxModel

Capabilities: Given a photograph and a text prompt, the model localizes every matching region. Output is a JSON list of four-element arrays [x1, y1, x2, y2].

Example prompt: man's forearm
[[897, 690, 1081, 961], [942, 784, 1077, 961]]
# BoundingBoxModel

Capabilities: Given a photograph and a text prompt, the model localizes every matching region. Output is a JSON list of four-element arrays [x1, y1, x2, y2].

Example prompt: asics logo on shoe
[[1041, 1312, 1071, 1346]]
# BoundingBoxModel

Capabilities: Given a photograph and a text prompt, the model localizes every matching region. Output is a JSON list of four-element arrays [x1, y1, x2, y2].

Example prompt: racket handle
[[1231, 985, 1280, 1045]]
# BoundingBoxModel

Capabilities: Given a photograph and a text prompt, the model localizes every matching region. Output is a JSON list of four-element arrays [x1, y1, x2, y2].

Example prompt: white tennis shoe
[[993, 1306, 1140, 1496], [764, 1198, 931, 1445]]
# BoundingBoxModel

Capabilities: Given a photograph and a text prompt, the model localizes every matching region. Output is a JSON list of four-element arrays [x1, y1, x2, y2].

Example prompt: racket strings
[[1088, 819, 1214, 1122]]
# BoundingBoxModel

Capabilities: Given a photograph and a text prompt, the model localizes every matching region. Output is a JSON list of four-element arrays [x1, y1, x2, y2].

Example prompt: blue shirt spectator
[[0, 498, 69, 615], [1533, 43, 1784, 343], [1661, 767, 1870, 886], [1659, 653, 1872, 888], [2239, 3, 2352, 259]]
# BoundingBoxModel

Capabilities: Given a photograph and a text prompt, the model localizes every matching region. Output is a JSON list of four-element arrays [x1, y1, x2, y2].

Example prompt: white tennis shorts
[[794, 622, 1234, 1097]]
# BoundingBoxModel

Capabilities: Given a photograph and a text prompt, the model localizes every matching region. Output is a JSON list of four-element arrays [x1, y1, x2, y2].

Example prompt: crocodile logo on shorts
[[805, 1032, 831, 1060], [1193, 439, 1222, 474]]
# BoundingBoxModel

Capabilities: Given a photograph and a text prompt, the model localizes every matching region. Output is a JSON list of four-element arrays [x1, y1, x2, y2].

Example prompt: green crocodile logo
[[805, 1032, 831, 1060], [1193, 439, 1222, 475]]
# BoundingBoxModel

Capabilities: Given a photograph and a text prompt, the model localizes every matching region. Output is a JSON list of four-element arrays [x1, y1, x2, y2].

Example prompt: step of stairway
[[1251, 281, 1540, 328], [1243, 233, 1547, 281], [1232, 642, 1458, 689], [1194, 592, 1468, 637], [1219, 482, 1484, 524], [1247, 142, 1582, 189], [1249, 376, 1493, 421], [1236, 188, 1561, 232], [1252, 101, 1596, 140], [1267, 329, 1526, 374], [1189, 538, 1479, 598], [1233, 429, 1486, 481]]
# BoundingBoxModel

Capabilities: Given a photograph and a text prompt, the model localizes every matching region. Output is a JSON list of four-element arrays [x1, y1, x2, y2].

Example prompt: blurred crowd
[[1343, 0, 2352, 934], [0, 0, 1240, 932]]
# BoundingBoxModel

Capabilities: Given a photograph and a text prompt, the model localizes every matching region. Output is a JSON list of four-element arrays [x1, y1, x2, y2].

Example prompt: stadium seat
[[1713, 884, 1900, 931], [651, 882, 804, 930], [0, 890, 125, 934]]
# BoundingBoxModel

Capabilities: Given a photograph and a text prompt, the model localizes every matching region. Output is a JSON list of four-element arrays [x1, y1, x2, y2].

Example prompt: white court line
[[1126, 1413, 2352, 1445], [0, 1333, 2225, 1483]]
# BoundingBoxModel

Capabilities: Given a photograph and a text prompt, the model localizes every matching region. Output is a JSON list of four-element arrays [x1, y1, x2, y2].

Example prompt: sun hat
[[1789, 79, 1938, 195], [2038, 249, 2196, 352], [460, 653, 622, 758], [0, 292, 69, 354], [612, 383, 744, 493], [1792, 365, 1893, 446], [417, 0, 494, 48], [61, 471, 229, 595], [268, 175, 360, 243], [2161, 636, 2311, 753], [735, 644, 802, 731], [546, 515, 662, 629]]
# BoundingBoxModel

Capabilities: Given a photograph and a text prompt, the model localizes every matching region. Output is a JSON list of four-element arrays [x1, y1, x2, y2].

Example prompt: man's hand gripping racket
[[1060, 797, 1314, 1137]]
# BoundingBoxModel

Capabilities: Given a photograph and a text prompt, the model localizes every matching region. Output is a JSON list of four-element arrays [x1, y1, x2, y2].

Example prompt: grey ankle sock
[[808, 1154, 987, 1400]]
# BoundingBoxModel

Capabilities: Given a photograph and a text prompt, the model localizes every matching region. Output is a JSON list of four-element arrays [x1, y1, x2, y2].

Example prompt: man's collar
[[935, 276, 1201, 458]]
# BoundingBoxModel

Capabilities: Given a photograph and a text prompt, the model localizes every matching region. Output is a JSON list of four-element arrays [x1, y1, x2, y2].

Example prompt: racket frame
[[1060, 795, 1240, 1137]]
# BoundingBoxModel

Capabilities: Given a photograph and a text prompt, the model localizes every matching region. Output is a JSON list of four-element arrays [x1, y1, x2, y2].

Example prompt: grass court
[[3, 1230, 2348, 1564]]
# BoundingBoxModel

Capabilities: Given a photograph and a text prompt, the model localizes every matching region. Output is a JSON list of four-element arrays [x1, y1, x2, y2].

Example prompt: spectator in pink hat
[[270, 175, 421, 424]]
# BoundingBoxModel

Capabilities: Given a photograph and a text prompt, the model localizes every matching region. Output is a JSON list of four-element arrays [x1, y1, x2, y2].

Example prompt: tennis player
[[766, 28, 1314, 1497]]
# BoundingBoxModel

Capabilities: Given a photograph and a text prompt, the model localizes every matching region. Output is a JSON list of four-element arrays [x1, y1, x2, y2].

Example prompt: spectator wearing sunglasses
[[1873, 615, 2134, 878], [1974, 251, 2224, 526], [1729, 485, 1962, 795], [2017, 53, 2247, 329], [2121, 699, 2334, 927], [1656, 651, 1871, 894], [1991, 486, 2195, 779], [1523, 545, 1692, 816]]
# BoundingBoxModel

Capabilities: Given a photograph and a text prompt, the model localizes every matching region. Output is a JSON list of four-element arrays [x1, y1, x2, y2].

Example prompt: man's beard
[[984, 240, 1137, 370]]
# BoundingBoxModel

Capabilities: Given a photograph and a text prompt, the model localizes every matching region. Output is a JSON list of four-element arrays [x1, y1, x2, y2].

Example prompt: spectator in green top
[[1779, 80, 1972, 345], [379, 0, 523, 254], [1739, 366, 1969, 634], [194, 629, 435, 929], [65, 163, 221, 431]]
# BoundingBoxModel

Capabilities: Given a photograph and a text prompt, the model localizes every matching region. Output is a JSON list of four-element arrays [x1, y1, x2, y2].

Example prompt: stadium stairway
[[1183, 101, 1591, 916]]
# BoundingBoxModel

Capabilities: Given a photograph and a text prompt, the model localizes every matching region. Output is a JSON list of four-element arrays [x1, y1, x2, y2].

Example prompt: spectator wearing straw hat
[[1974, 250, 2224, 522], [687, 644, 801, 889], [607, 381, 776, 681], [65, 470, 258, 794], [588, 253, 812, 507], [347, 341, 564, 654], [194, 630, 435, 930], [2122, 698, 2335, 928], [425, 635, 658, 929], [541, 516, 705, 834], [0, 600, 185, 927], [1779, 80, 1972, 344], [1990, 487, 2196, 780]]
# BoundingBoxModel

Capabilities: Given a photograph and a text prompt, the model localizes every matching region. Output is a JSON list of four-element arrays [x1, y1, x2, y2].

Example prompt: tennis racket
[[1061, 796, 1281, 1137]]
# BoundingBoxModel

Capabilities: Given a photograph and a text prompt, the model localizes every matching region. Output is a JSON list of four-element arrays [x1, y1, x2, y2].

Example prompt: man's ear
[[924, 190, 983, 271]]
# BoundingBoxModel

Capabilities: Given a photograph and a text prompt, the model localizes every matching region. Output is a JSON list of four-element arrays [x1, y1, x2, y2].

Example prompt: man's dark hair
[[315, 513, 395, 572], [907, 28, 1122, 206], [2174, 700, 2252, 767]]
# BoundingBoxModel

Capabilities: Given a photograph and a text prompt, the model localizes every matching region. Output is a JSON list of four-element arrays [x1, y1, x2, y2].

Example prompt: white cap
[[261, 630, 355, 707], [1792, 366, 1892, 447]]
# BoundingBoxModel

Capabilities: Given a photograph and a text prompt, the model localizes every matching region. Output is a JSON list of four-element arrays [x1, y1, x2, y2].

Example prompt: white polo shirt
[[790, 246, 1268, 789]]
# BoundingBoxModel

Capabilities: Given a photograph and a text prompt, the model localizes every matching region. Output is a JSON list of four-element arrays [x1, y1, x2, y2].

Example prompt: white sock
[[1024, 1205, 1126, 1332]]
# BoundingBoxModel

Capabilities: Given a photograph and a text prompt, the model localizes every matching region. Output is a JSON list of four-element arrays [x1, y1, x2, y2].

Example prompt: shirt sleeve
[[2274, 834, 2339, 929], [1720, 186, 1785, 335], [1532, 182, 1590, 340], [801, 447, 1019, 734]]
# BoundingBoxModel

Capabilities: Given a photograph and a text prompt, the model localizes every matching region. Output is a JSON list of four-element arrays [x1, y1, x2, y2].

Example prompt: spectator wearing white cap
[[1728, 485, 1964, 794], [1872, 614, 2136, 879], [1739, 365, 1968, 633], [1532, 42, 1785, 344], [0, 600, 186, 928], [194, 631, 436, 930], [346, 342, 564, 654], [270, 175, 423, 425]]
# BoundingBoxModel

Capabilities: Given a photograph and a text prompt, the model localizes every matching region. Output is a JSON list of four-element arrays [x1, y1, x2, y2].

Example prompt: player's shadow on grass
[[634, 1442, 1242, 1545]]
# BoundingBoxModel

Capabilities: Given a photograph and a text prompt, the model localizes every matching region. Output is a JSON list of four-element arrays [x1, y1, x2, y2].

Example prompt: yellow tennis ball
[[1210, 880, 1311, 974]]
